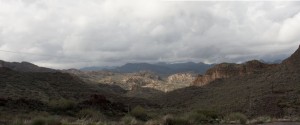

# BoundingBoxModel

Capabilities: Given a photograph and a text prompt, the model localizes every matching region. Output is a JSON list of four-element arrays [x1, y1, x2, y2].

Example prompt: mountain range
[[81, 62, 214, 76], [0, 44, 300, 123]]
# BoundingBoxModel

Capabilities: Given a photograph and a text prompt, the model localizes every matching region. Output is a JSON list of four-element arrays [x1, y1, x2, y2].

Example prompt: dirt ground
[[259, 122, 300, 125]]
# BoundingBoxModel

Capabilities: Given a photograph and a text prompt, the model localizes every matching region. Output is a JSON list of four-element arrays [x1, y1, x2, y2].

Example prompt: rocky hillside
[[0, 67, 97, 101], [193, 60, 278, 86], [282, 45, 300, 66], [159, 44, 300, 117], [0, 61, 160, 111], [65, 70, 197, 92], [0, 60, 56, 72]]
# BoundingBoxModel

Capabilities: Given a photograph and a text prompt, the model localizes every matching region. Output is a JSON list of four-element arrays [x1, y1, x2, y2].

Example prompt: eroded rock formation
[[193, 60, 278, 86]]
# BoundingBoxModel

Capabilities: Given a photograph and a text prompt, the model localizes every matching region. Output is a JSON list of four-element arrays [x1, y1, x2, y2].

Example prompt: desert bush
[[144, 119, 161, 125], [31, 117, 62, 125], [251, 116, 272, 124], [130, 106, 148, 121], [164, 117, 190, 125], [12, 119, 24, 125], [48, 98, 76, 111], [187, 110, 220, 124], [31, 118, 46, 125], [121, 115, 138, 125], [46, 118, 62, 125], [77, 108, 106, 120], [224, 112, 247, 124]]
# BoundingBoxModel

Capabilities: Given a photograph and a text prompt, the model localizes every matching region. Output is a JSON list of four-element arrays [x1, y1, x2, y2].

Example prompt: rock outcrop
[[66, 69, 198, 93], [167, 73, 197, 84], [193, 60, 278, 86], [161, 44, 300, 117]]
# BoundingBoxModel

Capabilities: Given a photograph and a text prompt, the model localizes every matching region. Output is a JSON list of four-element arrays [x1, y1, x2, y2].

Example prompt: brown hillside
[[159, 44, 300, 117], [282, 45, 300, 66], [0, 60, 56, 72], [0, 67, 98, 101]]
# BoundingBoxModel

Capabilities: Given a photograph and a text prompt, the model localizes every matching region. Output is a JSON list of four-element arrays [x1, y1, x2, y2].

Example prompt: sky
[[0, 0, 300, 69]]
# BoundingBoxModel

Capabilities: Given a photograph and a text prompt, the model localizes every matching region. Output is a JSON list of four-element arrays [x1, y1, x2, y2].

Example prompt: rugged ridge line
[[193, 60, 278, 86]]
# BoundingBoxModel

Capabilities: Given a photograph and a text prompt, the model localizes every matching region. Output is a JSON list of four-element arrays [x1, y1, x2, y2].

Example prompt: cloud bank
[[0, 0, 300, 68]]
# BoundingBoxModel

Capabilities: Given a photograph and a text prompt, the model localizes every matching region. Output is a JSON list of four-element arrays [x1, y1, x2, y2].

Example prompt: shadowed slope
[[159, 45, 300, 117]]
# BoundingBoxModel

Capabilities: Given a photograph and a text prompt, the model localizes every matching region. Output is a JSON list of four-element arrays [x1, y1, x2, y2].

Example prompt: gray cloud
[[0, 0, 300, 69]]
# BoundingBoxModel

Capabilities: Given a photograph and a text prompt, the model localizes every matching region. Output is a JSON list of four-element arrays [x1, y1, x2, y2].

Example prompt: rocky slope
[[282, 45, 300, 66], [0, 67, 97, 101], [65, 70, 197, 92], [159, 44, 300, 117], [193, 60, 278, 86], [0, 61, 159, 112], [0, 60, 56, 72]]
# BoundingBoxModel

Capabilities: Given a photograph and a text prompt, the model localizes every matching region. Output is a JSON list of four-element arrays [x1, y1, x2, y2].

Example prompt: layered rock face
[[193, 60, 278, 86]]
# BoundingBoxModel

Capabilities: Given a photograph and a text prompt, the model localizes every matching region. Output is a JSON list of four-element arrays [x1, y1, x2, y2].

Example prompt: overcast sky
[[0, 0, 300, 69]]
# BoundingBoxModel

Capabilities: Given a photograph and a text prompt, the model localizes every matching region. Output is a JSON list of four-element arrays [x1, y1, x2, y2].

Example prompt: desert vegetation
[[2, 105, 300, 125]]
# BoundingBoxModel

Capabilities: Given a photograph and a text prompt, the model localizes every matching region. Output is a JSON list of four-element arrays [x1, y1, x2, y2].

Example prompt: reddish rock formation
[[193, 60, 278, 86]]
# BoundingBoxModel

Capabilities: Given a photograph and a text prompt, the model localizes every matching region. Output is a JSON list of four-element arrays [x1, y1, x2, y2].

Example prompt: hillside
[[65, 70, 197, 93], [0, 67, 100, 101], [193, 60, 278, 86], [1, 45, 300, 124], [158, 45, 300, 117], [0, 60, 56, 72], [0, 61, 160, 112]]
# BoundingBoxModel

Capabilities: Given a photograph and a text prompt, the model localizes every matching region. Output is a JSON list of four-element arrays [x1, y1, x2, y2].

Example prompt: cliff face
[[193, 60, 278, 86]]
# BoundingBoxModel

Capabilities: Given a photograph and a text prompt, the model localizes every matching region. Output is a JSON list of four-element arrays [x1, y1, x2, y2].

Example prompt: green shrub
[[31, 118, 46, 125], [145, 119, 161, 125], [48, 98, 76, 111], [121, 115, 138, 125], [224, 112, 247, 124], [31, 117, 62, 125], [252, 116, 272, 124], [12, 120, 24, 125], [164, 117, 190, 125], [187, 110, 220, 124], [130, 106, 148, 121], [46, 118, 62, 125], [77, 109, 105, 120]]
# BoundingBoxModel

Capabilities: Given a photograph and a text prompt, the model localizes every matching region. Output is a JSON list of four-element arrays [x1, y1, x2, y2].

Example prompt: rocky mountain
[[0, 60, 56, 72], [158, 44, 300, 117], [2, 45, 300, 118], [65, 70, 197, 93], [0, 67, 97, 101], [0, 60, 161, 112], [193, 60, 278, 86]]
